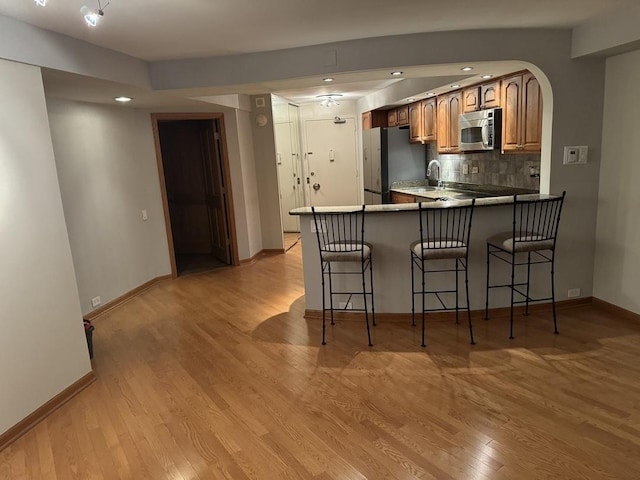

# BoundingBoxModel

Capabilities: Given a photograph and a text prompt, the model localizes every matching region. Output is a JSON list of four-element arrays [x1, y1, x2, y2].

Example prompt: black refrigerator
[[363, 126, 427, 204]]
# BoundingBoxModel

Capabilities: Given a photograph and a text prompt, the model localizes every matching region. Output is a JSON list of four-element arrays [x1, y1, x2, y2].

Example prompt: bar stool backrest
[[311, 206, 367, 262], [512, 192, 566, 252], [417, 200, 475, 256]]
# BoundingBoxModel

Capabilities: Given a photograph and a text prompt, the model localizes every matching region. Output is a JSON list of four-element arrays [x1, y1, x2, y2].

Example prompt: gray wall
[[47, 99, 172, 314], [0, 59, 91, 436]]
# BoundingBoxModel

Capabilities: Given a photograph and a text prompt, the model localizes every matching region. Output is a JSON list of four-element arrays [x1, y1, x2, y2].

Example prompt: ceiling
[[4, 0, 637, 107]]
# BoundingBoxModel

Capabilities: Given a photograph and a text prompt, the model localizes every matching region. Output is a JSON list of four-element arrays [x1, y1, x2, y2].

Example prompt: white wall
[[0, 59, 91, 436], [593, 49, 640, 313], [46, 99, 172, 314]]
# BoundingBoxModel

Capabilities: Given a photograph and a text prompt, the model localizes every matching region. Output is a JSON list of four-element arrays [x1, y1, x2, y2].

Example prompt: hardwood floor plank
[[3, 243, 640, 478]]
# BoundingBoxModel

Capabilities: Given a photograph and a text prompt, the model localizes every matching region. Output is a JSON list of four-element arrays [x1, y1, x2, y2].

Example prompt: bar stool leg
[[484, 243, 491, 321], [455, 259, 460, 324], [509, 252, 516, 339], [369, 257, 376, 327], [465, 259, 475, 345], [411, 255, 416, 327], [551, 253, 559, 335], [421, 259, 426, 348], [328, 263, 335, 326], [525, 251, 532, 316], [361, 262, 373, 347], [321, 263, 327, 345]]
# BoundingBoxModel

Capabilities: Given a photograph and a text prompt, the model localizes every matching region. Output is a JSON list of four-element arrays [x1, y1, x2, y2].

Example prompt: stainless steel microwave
[[459, 108, 501, 151]]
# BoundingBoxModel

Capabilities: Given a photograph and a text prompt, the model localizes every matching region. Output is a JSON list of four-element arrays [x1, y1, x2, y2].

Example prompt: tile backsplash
[[426, 144, 541, 190]]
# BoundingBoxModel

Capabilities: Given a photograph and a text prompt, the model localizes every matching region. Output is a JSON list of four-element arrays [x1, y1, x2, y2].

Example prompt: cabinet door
[[362, 111, 372, 130], [521, 73, 542, 152], [462, 87, 480, 113], [387, 109, 398, 127], [501, 74, 522, 152], [421, 97, 437, 142], [480, 80, 501, 109], [448, 92, 461, 152], [390, 192, 416, 204], [397, 105, 409, 126], [408, 102, 422, 143], [436, 95, 450, 153]]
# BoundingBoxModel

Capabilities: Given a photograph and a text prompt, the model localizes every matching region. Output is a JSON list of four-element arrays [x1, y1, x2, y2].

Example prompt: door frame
[[151, 112, 240, 278]]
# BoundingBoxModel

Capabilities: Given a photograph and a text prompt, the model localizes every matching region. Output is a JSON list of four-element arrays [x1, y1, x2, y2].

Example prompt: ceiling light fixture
[[391, 71, 403, 76], [323, 77, 334, 82], [114, 96, 132, 103], [316, 94, 342, 107], [481, 74, 493, 79], [461, 66, 474, 71], [83, 0, 109, 27], [451, 84, 461, 88], [34, 0, 46, 6]]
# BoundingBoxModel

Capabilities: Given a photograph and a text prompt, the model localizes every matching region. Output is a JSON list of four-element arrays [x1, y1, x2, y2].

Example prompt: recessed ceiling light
[[407, 98, 415, 102], [323, 77, 334, 82], [391, 71, 403, 76], [114, 96, 133, 103], [427, 92, 435, 97], [481, 74, 493, 79], [451, 84, 461, 88], [461, 66, 474, 71], [34, 0, 46, 6]]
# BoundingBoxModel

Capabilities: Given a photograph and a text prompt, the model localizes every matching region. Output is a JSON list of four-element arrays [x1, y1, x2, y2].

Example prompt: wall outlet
[[141, 209, 148, 221], [91, 296, 102, 307], [339, 302, 353, 310], [563, 146, 588, 165], [472, 166, 479, 174], [567, 288, 581, 298], [462, 164, 469, 175]]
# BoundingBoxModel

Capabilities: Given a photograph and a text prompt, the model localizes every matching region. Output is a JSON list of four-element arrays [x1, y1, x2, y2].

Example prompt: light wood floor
[[2, 243, 640, 479]]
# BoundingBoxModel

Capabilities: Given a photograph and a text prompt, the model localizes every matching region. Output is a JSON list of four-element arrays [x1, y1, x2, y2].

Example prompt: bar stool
[[311, 205, 375, 346], [410, 199, 476, 347], [484, 192, 566, 339]]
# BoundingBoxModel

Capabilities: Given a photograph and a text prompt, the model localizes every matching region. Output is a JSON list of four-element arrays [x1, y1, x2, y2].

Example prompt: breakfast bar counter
[[290, 194, 560, 316]]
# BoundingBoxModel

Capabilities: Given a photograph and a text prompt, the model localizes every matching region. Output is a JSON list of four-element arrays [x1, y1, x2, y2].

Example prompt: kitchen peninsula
[[291, 192, 560, 317]]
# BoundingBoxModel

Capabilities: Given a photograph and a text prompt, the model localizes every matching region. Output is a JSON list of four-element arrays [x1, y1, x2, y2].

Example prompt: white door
[[275, 122, 300, 232], [304, 118, 359, 207]]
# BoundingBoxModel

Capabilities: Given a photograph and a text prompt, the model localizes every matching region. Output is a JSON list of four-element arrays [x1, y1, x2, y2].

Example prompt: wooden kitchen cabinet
[[362, 110, 387, 130], [396, 105, 409, 126], [480, 80, 501, 109], [462, 87, 480, 113], [408, 102, 422, 143], [501, 72, 542, 152], [387, 108, 397, 127], [436, 91, 462, 154], [421, 97, 437, 142], [391, 191, 416, 204]]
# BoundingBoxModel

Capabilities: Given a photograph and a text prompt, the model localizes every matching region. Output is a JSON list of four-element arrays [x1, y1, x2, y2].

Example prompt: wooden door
[[158, 120, 230, 264], [396, 105, 409, 126], [436, 95, 450, 153], [448, 92, 461, 152], [387, 109, 398, 127], [501, 74, 523, 152], [521, 73, 543, 152], [362, 111, 372, 130], [408, 102, 422, 143], [421, 97, 437, 142]]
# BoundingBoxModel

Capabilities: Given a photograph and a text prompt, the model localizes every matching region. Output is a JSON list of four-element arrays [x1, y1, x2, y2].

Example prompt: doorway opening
[[152, 114, 239, 277]]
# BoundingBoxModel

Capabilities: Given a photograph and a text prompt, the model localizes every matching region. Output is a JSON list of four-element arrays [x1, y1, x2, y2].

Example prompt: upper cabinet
[[480, 80, 501, 110], [462, 87, 480, 113], [408, 102, 422, 143], [437, 91, 462, 154], [421, 97, 437, 143], [387, 108, 398, 127], [362, 111, 387, 130], [396, 105, 409, 126], [501, 72, 542, 152]]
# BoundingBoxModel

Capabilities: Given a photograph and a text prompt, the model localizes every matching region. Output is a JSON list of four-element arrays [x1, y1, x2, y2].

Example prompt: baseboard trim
[[304, 297, 594, 323], [0, 371, 96, 451], [84, 275, 172, 321], [592, 297, 640, 322], [240, 249, 285, 266]]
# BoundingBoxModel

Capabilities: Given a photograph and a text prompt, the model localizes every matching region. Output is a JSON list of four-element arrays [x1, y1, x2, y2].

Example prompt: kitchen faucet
[[427, 159, 444, 189]]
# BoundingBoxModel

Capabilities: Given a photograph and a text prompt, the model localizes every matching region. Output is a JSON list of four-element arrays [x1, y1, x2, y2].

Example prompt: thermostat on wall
[[563, 146, 588, 164]]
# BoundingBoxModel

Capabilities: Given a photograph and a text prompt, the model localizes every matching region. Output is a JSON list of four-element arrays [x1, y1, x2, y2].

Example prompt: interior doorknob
[[313, 183, 321, 191]]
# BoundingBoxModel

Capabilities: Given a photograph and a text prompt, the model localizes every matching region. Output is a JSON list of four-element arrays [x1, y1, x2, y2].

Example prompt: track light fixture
[[83, 0, 109, 27], [317, 94, 342, 107]]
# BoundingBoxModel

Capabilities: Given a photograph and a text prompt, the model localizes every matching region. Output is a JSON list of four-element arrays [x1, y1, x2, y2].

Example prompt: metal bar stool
[[484, 192, 566, 339], [311, 205, 375, 346], [410, 199, 476, 347]]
